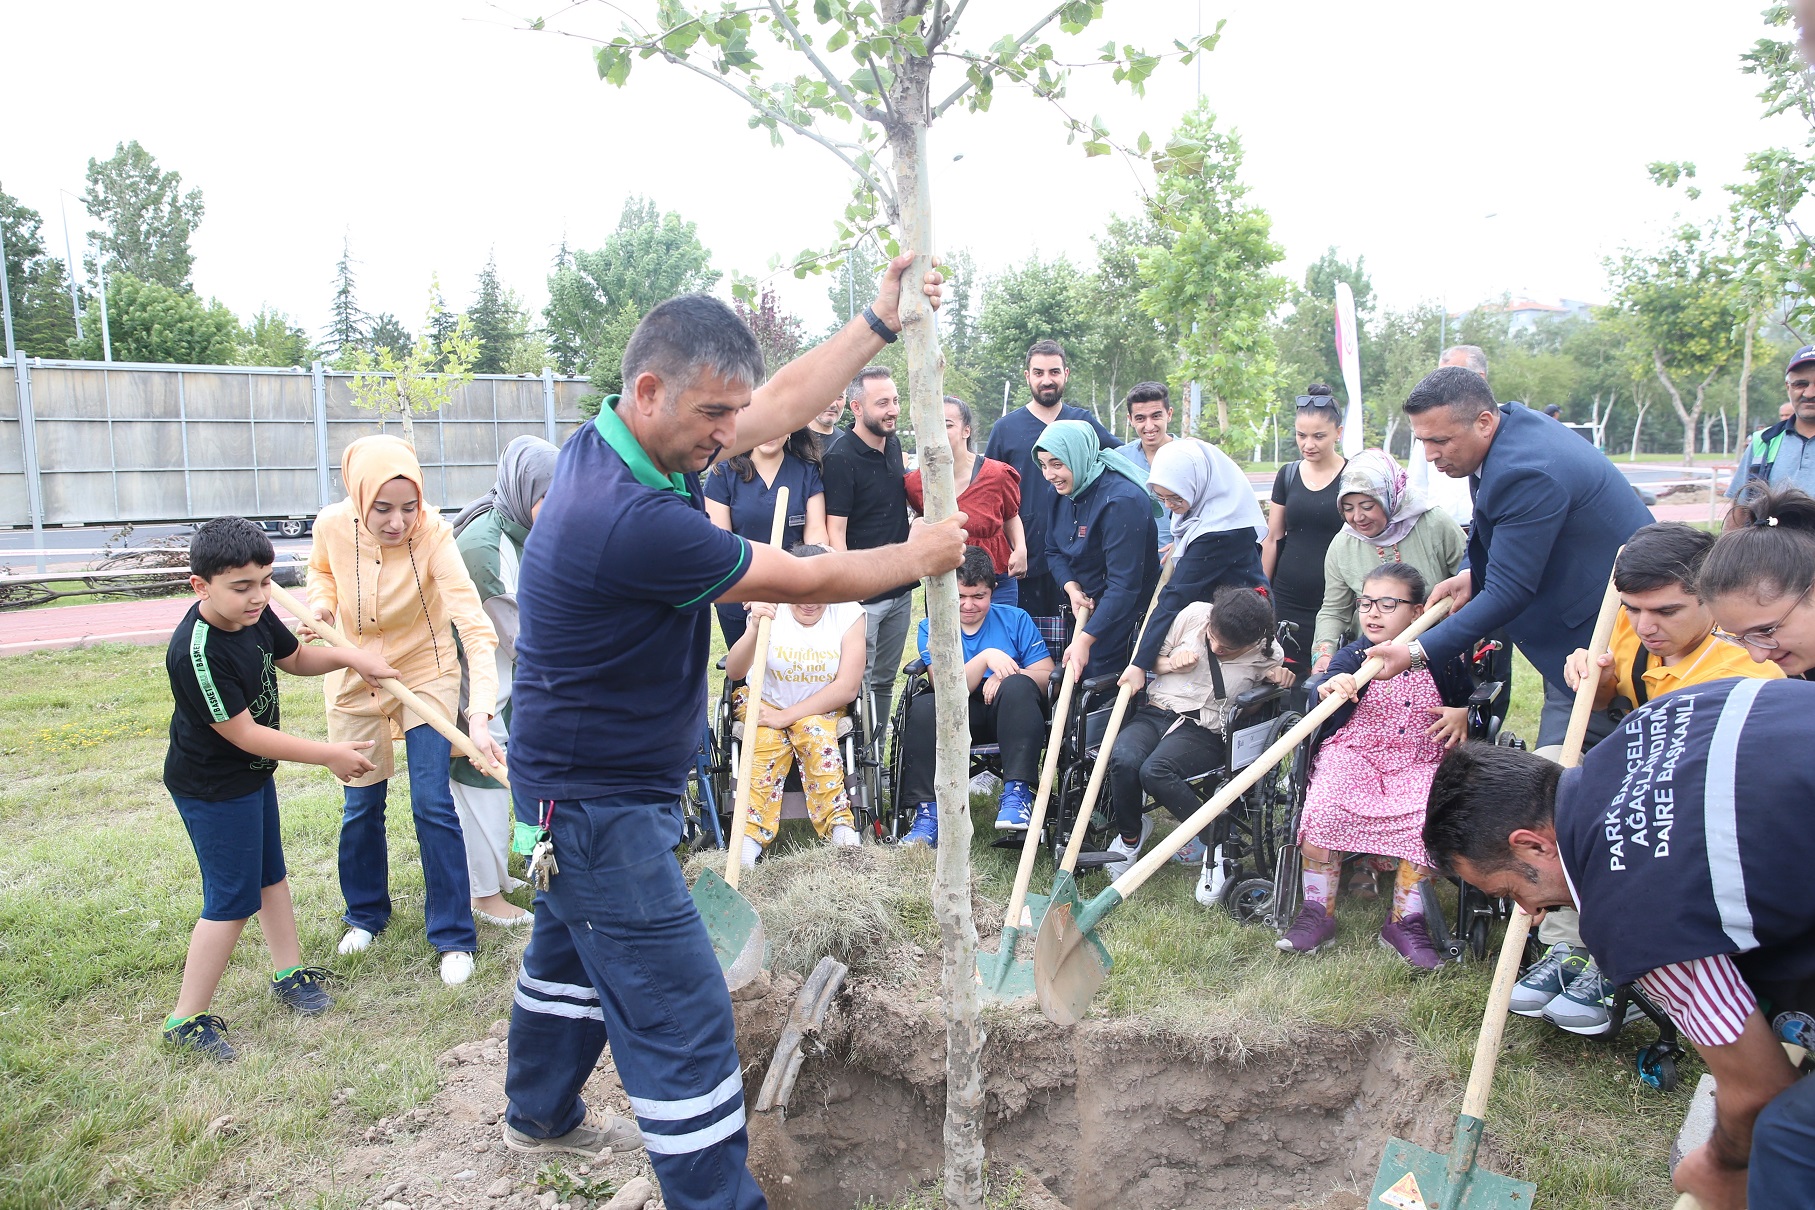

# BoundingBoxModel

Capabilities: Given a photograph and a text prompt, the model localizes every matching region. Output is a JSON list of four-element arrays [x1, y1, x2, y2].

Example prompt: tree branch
[[929, 0, 969, 50], [765, 0, 886, 122], [930, 2, 1070, 118]]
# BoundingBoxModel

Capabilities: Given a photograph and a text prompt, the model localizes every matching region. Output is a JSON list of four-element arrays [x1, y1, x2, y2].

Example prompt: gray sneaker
[[1510, 943, 1585, 1018], [502, 1111, 644, 1157], [1542, 958, 1645, 1036]]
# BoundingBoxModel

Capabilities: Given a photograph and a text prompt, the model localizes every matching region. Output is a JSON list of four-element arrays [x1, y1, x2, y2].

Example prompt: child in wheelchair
[[1278, 562, 1472, 970], [723, 545, 867, 867], [1103, 585, 1291, 878]]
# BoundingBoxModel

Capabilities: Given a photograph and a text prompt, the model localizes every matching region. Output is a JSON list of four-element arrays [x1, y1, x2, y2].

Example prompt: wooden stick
[[267, 579, 510, 788], [722, 488, 790, 890]]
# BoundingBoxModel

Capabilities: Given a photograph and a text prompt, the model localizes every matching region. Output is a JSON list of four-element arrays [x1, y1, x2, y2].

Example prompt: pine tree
[[468, 251, 512, 375], [546, 233, 582, 375], [426, 277, 458, 372], [367, 312, 412, 360], [0, 187, 79, 357], [323, 235, 367, 362]]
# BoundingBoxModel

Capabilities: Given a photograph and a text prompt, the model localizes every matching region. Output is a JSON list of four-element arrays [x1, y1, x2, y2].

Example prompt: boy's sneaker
[[1100, 815, 1154, 880], [1194, 844, 1231, 908], [1275, 902, 1337, 953], [994, 780, 1035, 830], [1543, 959, 1645, 1036], [503, 1110, 644, 1157], [1171, 836, 1207, 866], [900, 804, 938, 848], [337, 927, 375, 955], [164, 1013, 236, 1063], [1380, 915, 1445, 971], [1510, 943, 1586, 1018], [272, 966, 336, 1016]]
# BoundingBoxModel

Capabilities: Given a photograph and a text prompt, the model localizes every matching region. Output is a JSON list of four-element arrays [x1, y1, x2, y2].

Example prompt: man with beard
[[824, 366, 913, 726], [984, 339, 1121, 652], [809, 392, 847, 454]]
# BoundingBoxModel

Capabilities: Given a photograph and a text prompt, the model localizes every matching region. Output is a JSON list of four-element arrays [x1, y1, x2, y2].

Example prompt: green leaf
[[1083, 140, 1111, 157], [1137, 131, 1151, 155], [827, 26, 849, 51]]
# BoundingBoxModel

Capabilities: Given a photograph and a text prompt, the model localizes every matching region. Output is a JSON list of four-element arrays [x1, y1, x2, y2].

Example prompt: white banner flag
[[1334, 282, 1364, 458]]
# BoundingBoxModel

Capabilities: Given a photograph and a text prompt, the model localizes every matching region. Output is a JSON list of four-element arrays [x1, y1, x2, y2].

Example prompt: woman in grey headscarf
[[450, 435, 559, 926]]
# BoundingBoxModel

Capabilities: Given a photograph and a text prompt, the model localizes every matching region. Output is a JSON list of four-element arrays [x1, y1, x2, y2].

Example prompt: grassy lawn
[[0, 641, 1687, 1210]]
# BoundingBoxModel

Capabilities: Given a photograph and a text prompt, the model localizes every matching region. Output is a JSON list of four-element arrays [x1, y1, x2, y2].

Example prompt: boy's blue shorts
[[170, 781, 287, 921]]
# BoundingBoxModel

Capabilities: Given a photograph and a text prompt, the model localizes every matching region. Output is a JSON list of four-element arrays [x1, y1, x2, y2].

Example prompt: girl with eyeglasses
[[1701, 483, 1815, 678], [1261, 384, 1349, 683], [1277, 563, 1473, 971]]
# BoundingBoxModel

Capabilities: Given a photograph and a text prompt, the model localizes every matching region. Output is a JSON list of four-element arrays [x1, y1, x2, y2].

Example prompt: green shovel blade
[[692, 867, 767, 990], [1370, 1131, 1535, 1210], [977, 936, 1035, 1002]]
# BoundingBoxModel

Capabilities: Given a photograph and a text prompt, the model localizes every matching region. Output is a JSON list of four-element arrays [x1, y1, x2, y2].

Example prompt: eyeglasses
[[1356, 595, 1414, 613], [1714, 583, 1813, 650], [1296, 395, 1341, 412]]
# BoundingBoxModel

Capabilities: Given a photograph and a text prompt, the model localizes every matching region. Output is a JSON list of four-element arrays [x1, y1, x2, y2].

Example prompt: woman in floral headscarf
[[1309, 448, 1466, 675]]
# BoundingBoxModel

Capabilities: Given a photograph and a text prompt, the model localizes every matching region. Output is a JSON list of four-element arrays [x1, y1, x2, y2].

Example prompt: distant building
[[1459, 296, 1595, 337]]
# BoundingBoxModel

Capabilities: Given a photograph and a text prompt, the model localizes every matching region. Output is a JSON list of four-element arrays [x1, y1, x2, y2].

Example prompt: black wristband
[[862, 304, 898, 344]]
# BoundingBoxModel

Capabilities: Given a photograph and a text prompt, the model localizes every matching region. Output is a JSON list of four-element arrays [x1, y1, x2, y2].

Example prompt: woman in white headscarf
[[450, 435, 559, 927], [1310, 448, 1465, 675], [1122, 436, 1270, 687]]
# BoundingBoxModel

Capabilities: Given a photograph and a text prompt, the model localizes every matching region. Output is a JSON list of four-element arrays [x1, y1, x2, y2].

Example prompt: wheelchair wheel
[[1469, 915, 1491, 961], [1636, 1041, 1682, 1092], [1223, 876, 1276, 926], [1240, 710, 1302, 878], [1495, 728, 1526, 750]]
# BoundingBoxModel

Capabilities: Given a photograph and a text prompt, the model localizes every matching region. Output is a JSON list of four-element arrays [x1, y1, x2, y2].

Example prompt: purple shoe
[[1380, 914, 1445, 971], [1275, 902, 1337, 953]]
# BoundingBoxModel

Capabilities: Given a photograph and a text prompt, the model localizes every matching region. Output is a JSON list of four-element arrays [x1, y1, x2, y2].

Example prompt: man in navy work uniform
[[983, 337, 1120, 653], [1425, 679, 1815, 1210], [502, 260, 965, 1210], [1368, 366, 1650, 748], [1728, 345, 1815, 502]]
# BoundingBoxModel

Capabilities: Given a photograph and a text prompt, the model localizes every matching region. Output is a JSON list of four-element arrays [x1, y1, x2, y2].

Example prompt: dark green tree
[[0, 187, 79, 357], [975, 252, 1097, 425], [240, 306, 316, 367], [323, 236, 367, 363], [468, 250, 514, 374], [427, 278, 458, 371], [366, 312, 412, 360], [82, 141, 204, 290], [70, 275, 242, 364]]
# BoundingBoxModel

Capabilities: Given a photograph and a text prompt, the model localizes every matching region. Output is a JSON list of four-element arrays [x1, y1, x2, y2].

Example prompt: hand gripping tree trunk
[[888, 70, 986, 1210]]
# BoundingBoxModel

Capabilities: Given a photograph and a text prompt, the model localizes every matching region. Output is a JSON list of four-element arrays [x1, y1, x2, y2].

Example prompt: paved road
[[0, 524, 310, 569]]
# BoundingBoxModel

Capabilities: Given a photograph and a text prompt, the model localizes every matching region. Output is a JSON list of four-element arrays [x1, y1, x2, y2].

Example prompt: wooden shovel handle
[[1000, 608, 1089, 933], [267, 580, 510, 788], [1459, 562, 1625, 1121], [723, 488, 790, 890], [1106, 597, 1455, 901], [1056, 560, 1176, 876]]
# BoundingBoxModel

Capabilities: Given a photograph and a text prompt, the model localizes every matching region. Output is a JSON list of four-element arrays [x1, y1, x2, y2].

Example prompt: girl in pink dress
[[1277, 564, 1473, 970]]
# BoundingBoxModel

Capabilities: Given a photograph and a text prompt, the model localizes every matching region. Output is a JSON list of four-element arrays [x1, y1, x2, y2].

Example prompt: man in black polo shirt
[[502, 263, 964, 1210], [823, 366, 913, 726]]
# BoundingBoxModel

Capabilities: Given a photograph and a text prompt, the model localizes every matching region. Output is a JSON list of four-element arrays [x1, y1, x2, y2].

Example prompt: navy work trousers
[[504, 793, 766, 1210]]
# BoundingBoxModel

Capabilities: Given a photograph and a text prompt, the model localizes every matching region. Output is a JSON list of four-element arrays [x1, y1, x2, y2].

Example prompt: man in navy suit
[[1367, 366, 1650, 749]]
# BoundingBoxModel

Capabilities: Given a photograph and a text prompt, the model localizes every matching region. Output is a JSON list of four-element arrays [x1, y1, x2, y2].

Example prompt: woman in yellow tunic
[[306, 436, 503, 986]]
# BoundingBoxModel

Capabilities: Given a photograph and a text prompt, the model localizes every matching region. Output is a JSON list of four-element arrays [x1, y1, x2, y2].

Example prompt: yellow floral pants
[[735, 690, 853, 847]]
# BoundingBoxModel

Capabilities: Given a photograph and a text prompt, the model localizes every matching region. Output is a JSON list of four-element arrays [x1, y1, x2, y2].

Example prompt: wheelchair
[[680, 658, 885, 851], [1259, 636, 1527, 955]]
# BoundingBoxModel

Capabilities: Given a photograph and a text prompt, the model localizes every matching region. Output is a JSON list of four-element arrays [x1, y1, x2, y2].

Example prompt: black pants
[[1107, 703, 1227, 844], [1133, 529, 1267, 670], [899, 673, 1047, 805]]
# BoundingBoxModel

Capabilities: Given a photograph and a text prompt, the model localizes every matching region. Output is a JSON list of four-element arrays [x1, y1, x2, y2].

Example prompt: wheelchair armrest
[[716, 655, 728, 671], [1233, 683, 1285, 712], [1468, 681, 1503, 707], [902, 659, 928, 677], [1080, 673, 1121, 696]]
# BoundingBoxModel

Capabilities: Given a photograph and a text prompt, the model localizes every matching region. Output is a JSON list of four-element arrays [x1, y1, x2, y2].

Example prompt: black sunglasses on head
[[1296, 395, 1341, 412]]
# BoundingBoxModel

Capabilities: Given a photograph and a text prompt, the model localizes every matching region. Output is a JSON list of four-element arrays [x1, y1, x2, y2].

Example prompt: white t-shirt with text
[[764, 601, 864, 710]]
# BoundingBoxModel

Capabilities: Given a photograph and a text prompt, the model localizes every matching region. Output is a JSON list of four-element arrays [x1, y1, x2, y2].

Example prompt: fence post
[[312, 360, 332, 507], [542, 367, 557, 443], [14, 358, 45, 572]]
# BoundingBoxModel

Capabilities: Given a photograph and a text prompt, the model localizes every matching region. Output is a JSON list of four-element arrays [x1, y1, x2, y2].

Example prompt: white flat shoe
[[338, 927, 375, 955], [440, 951, 475, 986], [474, 909, 534, 927]]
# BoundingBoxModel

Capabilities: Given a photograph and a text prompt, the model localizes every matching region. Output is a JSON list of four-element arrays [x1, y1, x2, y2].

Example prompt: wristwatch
[[862, 304, 898, 344], [1408, 640, 1429, 672]]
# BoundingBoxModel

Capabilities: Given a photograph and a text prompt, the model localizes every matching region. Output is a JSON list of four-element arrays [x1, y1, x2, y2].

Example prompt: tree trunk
[[1654, 350, 1699, 466], [1702, 410, 1716, 455], [1630, 396, 1651, 461], [889, 102, 986, 1210], [1737, 312, 1759, 445]]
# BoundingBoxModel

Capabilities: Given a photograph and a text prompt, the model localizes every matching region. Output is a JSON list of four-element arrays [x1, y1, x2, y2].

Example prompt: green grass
[[0, 647, 527, 1209]]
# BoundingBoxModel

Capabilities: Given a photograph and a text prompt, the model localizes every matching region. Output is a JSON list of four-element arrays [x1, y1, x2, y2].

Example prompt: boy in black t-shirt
[[162, 517, 397, 1061]]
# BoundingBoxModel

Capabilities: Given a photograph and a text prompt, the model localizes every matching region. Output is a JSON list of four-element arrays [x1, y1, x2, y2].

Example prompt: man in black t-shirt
[[161, 517, 394, 1062], [824, 366, 913, 724]]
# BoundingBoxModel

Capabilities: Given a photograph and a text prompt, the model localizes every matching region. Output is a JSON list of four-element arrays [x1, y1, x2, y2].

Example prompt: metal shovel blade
[[976, 926, 1036, 1003], [692, 867, 767, 990], [1370, 1127, 1534, 1210], [1033, 900, 1112, 1025]]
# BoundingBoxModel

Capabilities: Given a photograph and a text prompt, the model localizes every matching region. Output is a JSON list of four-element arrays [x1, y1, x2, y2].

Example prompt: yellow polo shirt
[[1606, 612, 1783, 709]]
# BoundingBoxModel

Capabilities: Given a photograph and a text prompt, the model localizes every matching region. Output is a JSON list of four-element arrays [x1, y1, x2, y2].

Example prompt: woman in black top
[[1261, 386, 1347, 682]]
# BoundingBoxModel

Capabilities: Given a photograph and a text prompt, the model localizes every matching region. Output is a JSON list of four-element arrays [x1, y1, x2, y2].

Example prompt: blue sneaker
[[995, 779, 1034, 831], [163, 1013, 236, 1062], [272, 965, 336, 1016], [900, 803, 938, 848]]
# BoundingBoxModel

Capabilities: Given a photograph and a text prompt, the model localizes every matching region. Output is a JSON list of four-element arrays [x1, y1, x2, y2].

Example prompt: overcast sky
[[3, 1, 1801, 347]]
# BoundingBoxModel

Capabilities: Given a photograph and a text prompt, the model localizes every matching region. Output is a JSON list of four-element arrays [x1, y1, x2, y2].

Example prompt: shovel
[[267, 581, 510, 786], [691, 489, 790, 990], [1365, 567, 1623, 1210], [1035, 560, 1177, 924], [977, 608, 1089, 1001], [1033, 597, 1456, 1026]]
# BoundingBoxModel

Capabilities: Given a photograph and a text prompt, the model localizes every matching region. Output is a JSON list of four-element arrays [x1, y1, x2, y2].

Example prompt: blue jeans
[[991, 574, 1018, 610], [505, 793, 765, 1210], [1751, 1072, 1815, 1207], [338, 724, 477, 953]]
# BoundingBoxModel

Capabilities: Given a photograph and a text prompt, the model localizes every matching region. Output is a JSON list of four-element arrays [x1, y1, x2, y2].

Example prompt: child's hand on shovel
[[343, 649, 401, 689], [1317, 673, 1361, 703]]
